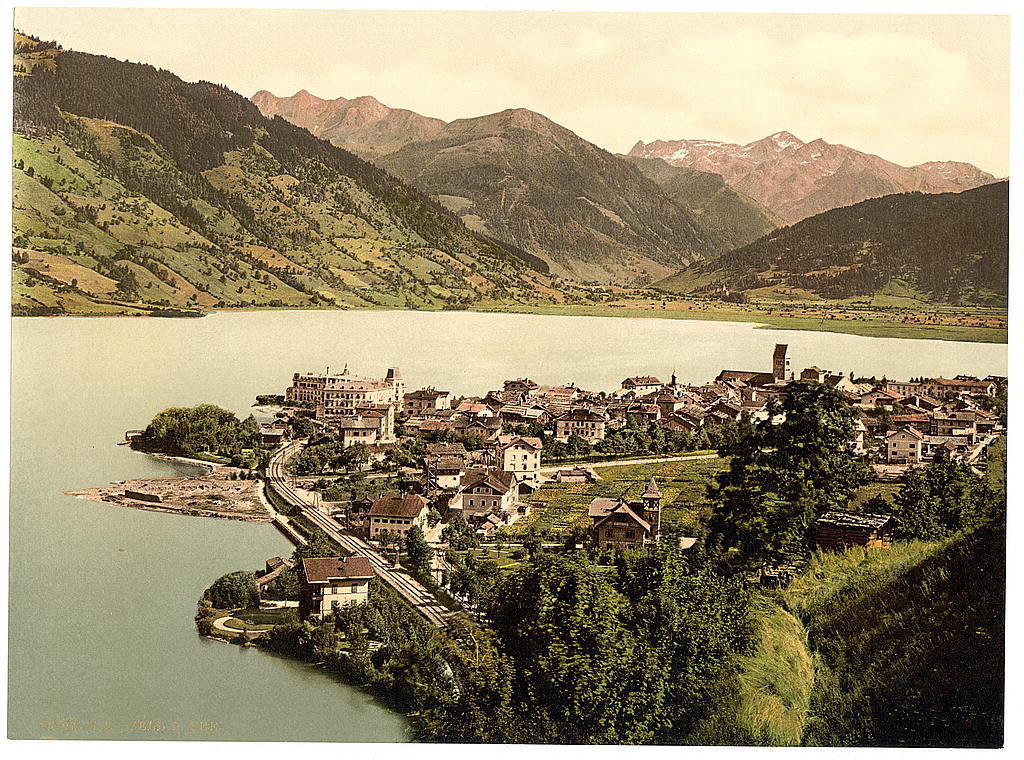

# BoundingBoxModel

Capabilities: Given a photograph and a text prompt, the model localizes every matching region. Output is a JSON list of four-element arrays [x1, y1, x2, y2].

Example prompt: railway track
[[267, 442, 452, 629]]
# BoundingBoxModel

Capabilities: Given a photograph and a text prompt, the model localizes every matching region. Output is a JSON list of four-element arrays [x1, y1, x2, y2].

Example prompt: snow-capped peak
[[769, 131, 803, 150]]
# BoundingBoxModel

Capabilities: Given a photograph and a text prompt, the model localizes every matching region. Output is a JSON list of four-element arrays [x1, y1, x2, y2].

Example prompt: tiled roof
[[369, 493, 429, 518], [301, 556, 374, 583]]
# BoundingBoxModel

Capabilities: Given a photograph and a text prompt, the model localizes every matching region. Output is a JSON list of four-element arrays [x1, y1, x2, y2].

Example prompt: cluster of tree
[[537, 418, 749, 463], [888, 454, 1002, 541], [481, 550, 752, 743], [289, 439, 370, 475], [202, 570, 259, 610], [706, 382, 868, 570], [131, 404, 261, 459]]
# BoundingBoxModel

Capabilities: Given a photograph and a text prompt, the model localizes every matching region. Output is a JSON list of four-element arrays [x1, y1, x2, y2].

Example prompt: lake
[[7, 309, 1007, 741]]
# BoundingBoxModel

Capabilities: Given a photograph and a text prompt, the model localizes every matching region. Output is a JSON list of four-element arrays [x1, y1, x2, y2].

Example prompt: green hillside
[[657, 182, 1009, 307], [11, 34, 569, 316], [377, 108, 724, 285], [619, 155, 781, 254]]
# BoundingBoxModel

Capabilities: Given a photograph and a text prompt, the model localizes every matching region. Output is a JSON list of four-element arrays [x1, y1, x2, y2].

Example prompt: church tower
[[641, 477, 661, 542], [772, 343, 791, 382]]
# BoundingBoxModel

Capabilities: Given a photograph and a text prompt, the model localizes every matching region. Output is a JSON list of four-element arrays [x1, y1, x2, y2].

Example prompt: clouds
[[14, 8, 1009, 175]]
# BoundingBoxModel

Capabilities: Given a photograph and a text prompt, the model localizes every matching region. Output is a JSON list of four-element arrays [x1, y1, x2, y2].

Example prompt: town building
[[554, 408, 609, 442], [336, 405, 395, 447], [454, 469, 518, 520], [621, 376, 663, 395], [815, 511, 895, 551], [494, 434, 543, 482], [403, 387, 452, 416], [588, 478, 661, 550], [298, 556, 374, 618], [886, 427, 925, 464], [368, 493, 430, 539], [256, 556, 294, 593], [286, 366, 404, 419]]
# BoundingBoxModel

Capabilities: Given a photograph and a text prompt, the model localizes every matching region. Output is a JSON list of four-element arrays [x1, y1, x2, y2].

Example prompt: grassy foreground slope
[[791, 521, 1004, 747]]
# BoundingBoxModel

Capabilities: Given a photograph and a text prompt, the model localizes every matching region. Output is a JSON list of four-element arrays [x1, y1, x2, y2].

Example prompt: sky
[[13, 6, 1011, 176]]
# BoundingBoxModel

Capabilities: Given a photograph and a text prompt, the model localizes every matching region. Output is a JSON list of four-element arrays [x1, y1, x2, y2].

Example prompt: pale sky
[[13, 7, 1011, 176]]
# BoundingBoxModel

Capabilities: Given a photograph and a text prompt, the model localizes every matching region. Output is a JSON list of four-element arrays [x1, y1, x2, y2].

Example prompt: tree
[[522, 528, 542, 560], [404, 524, 433, 577], [707, 381, 868, 569], [891, 455, 998, 541], [440, 512, 476, 551], [203, 570, 259, 610]]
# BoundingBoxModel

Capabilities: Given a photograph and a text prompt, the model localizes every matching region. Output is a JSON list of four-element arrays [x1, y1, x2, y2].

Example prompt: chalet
[[822, 374, 864, 395], [554, 409, 608, 442], [621, 376, 663, 394], [461, 417, 502, 442], [535, 385, 581, 403], [494, 435, 543, 482], [368, 493, 430, 539], [299, 556, 374, 618], [887, 414, 931, 435], [589, 478, 661, 550], [259, 420, 290, 446], [815, 511, 895, 551], [657, 413, 700, 433], [403, 387, 452, 416], [498, 404, 550, 426], [454, 469, 518, 520], [455, 400, 497, 418], [886, 427, 924, 464]]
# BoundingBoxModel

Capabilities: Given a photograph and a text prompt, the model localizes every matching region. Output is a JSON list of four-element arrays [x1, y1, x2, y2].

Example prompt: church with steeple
[[588, 477, 662, 550]]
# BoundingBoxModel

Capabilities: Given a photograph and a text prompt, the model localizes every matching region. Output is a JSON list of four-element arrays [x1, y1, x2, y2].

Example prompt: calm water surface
[[8, 310, 1007, 741]]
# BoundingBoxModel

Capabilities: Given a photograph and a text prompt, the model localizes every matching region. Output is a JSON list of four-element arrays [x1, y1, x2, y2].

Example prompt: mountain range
[[252, 90, 781, 283], [11, 32, 1008, 316], [250, 89, 445, 160], [629, 132, 998, 224], [11, 32, 554, 316], [657, 181, 1009, 307]]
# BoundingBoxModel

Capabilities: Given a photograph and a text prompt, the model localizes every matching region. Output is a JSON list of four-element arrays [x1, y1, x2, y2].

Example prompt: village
[[241, 344, 1005, 621]]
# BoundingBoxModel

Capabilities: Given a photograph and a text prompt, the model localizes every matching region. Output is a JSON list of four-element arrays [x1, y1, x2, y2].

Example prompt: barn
[[815, 510, 895, 550]]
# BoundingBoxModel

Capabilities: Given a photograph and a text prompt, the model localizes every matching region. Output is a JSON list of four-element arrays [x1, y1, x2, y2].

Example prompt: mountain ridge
[[656, 181, 1009, 307], [629, 132, 997, 223]]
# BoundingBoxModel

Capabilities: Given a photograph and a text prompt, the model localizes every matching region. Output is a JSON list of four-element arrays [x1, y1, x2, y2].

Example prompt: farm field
[[508, 456, 729, 539]]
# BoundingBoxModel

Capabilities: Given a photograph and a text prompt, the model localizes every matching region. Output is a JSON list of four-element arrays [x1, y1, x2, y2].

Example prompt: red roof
[[369, 493, 429, 518], [301, 556, 374, 583]]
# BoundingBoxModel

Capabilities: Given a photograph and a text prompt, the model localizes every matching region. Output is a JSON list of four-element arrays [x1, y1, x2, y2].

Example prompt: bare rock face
[[629, 132, 997, 224], [251, 89, 445, 159]]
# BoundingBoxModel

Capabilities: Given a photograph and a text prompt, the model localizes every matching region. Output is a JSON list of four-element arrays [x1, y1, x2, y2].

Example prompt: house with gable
[[588, 478, 662, 550]]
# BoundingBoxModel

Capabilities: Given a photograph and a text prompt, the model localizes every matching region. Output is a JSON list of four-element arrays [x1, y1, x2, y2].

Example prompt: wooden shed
[[815, 510, 895, 550]]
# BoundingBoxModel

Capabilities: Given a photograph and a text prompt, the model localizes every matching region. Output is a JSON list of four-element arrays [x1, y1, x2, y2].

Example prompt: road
[[267, 441, 452, 629]]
